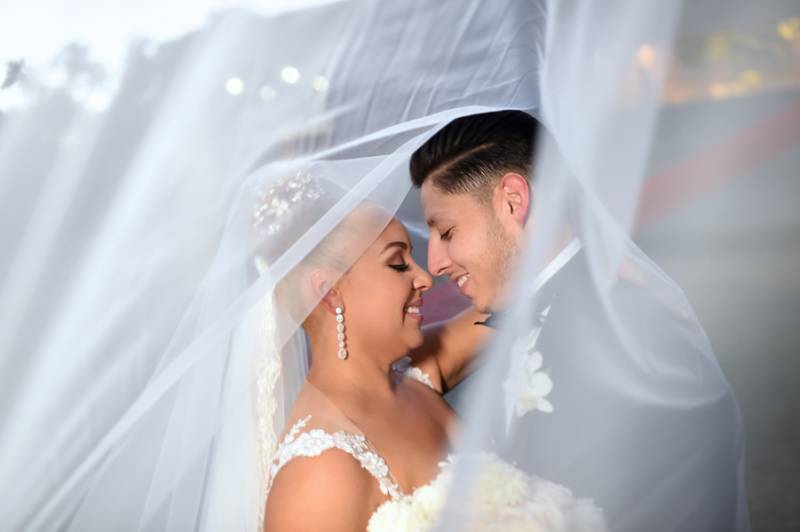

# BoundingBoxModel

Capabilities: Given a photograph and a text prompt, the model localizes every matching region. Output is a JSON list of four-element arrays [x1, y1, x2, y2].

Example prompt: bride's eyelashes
[[389, 263, 411, 272]]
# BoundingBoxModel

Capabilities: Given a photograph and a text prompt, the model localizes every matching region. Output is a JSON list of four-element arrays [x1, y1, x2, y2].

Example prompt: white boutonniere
[[503, 305, 554, 426], [504, 347, 553, 416]]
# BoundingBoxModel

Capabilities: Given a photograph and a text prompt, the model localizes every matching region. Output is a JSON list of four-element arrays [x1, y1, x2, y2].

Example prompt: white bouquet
[[367, 453, 606, 532]]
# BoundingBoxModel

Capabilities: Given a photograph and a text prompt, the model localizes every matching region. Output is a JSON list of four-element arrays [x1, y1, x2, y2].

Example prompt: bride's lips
[[404, 299, 424, 323]]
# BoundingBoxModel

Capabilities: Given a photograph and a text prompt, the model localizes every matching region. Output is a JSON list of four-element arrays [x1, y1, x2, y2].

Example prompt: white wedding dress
[[268, 359, 606, 532]]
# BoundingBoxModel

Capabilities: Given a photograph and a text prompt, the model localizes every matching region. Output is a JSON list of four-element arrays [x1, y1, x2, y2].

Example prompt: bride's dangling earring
[[335, 307, 348, 360]]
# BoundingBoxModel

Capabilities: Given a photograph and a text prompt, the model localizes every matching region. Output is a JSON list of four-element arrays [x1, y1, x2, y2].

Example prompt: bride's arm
[[410, 307, 490, 393], [264, 450, 377, 531]]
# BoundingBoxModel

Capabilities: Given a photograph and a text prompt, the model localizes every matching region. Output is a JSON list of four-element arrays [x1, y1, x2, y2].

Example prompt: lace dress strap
[[268, 415, 403, 500], [392, 356, 435, 390]]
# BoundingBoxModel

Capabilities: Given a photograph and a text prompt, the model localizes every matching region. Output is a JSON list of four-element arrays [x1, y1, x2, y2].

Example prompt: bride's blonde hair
[[254, 181, 384, 332]]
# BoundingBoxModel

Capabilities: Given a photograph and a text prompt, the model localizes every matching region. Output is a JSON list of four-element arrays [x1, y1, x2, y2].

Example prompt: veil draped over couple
[[0, 0, 760, 531]]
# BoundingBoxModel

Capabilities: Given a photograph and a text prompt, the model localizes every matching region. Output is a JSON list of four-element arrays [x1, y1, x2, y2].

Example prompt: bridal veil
[[2, 0, 784, 529]]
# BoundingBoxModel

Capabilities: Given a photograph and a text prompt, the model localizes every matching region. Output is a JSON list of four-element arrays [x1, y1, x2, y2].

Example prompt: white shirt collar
[[530, 238, 582, 295]]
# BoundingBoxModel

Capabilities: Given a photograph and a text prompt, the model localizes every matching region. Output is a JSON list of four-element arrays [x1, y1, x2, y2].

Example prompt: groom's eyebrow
[[426, 213, 447, 227]]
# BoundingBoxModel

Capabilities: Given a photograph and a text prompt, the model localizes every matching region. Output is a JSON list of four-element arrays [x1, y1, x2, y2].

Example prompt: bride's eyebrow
[[381, 241, 411, 254]]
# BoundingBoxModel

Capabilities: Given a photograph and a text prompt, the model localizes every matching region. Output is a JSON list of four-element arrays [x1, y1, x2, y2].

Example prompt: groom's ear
[[497, 172, 531, 227]]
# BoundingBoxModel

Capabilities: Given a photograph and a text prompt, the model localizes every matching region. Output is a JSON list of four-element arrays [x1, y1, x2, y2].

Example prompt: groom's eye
[[440, 228, 454, 242], [389, 263, 411, 272]]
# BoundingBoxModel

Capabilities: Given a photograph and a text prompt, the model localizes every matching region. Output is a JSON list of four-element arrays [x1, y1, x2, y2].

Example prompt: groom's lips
[[453, 273, 471, 297]]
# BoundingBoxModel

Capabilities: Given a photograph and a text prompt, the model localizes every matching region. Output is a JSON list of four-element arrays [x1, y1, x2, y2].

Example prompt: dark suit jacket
[[447, 250, 749, 532]]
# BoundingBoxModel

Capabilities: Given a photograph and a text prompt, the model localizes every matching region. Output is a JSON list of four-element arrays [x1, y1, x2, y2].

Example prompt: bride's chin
[[408, 331, 424, 349], [397, 328, 423, 349]]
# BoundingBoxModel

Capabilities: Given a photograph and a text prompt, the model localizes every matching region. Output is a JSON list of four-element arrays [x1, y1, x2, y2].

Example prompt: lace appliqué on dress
[[392, 356, 435, 391], [405, 366, 435, 390], [268, 415, 402, 500]]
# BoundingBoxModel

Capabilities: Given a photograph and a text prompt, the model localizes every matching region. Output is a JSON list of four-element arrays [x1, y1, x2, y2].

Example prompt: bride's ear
[[308, 269, 343, 315]]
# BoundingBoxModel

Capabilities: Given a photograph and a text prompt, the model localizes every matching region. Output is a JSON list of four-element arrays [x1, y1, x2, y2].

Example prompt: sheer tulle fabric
[[0, 0, 762, 530]]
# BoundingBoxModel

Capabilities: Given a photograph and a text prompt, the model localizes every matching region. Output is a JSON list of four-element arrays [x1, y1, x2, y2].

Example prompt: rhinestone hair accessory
[[252, 169, 323, 237]]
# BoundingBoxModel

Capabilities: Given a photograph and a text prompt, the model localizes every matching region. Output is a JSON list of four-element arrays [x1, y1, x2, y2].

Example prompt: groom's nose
[[427, 238, 451, 277]]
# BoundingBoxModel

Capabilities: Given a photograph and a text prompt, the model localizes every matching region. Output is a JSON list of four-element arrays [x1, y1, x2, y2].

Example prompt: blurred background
[[637, 94, 800, 531], [634, 8, 799, 530]]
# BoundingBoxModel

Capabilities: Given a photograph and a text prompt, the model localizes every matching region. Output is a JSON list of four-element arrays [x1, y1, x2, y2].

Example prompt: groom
[[410, 111, 749, 532]]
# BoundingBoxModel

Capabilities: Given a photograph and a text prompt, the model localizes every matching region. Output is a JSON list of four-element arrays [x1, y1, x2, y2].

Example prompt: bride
[[260, 199, 605, 531]]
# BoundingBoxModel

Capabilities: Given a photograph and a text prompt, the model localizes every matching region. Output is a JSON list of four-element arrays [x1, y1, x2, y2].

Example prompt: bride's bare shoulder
[[264, 448, 377, 531], [263, 382, 388, 529]]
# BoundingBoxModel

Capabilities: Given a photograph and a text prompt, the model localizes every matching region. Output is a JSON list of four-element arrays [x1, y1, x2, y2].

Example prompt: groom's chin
[[471, 296, 493, 315]]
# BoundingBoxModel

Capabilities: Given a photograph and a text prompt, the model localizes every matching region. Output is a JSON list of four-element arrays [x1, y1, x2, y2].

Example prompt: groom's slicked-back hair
[[409, 110, 539, 200]]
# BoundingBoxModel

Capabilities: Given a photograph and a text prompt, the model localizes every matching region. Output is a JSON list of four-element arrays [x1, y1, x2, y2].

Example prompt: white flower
[[367, 453, 606, 532], [504, 328, 555, 418], [515, 367, 554, 416], [470, 454, 530, 511], [411, 482, 446, 523], [367, 497, 415, 531]]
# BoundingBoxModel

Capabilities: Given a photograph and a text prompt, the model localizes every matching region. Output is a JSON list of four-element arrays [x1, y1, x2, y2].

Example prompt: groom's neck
[[489, 225, 574, 314]]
